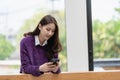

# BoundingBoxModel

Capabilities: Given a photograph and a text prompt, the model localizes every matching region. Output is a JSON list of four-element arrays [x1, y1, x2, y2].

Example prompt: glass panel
[[0, 0, 67, 74], [92, 0, 120, 71]]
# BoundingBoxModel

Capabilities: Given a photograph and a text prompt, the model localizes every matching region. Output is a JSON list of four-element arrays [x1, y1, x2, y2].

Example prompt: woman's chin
[[45, 37, 50, 40], [44, 38, 49, 41]]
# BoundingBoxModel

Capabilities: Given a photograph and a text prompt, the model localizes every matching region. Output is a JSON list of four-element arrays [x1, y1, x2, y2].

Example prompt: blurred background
[[92, 0, 120, 70]]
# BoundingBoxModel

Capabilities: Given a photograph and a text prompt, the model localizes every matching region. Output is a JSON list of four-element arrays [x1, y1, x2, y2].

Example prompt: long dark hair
[[24, 15, 62, 60]]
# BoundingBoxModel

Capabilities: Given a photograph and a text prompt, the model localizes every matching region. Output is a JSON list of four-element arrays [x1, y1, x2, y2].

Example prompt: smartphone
[[50, 58, 59, 65]]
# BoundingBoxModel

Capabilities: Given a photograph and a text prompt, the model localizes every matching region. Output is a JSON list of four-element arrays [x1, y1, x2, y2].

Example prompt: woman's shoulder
[[20, 35, 34, 44]]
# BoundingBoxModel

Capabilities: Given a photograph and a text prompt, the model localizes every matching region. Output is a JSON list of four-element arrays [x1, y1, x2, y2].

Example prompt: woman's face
[[39, 23, 56, 41]]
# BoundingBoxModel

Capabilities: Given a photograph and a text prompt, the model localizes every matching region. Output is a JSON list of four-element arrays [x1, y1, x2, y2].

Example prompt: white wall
[[65, 0, 89, 72]]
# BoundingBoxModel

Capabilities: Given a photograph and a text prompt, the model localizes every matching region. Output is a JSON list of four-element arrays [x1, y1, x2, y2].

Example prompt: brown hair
[[24, 15, 62, 60]]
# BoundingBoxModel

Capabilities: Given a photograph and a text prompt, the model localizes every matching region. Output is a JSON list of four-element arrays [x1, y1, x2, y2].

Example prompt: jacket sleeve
[[20, 40, 43, 76]]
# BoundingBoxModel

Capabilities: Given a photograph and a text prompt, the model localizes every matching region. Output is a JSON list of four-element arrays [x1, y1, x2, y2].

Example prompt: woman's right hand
[[39, 62, 56, 73]]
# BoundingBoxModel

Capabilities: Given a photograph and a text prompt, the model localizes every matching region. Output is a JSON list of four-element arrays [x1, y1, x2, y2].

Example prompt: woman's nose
[[48, 31, 53, 35]]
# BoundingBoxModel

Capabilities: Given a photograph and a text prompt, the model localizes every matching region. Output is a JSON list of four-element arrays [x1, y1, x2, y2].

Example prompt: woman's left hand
[[51, 62, 60, 72]]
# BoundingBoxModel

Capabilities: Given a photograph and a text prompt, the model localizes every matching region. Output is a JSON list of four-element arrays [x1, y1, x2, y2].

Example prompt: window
[[92, 0, 120, 71]]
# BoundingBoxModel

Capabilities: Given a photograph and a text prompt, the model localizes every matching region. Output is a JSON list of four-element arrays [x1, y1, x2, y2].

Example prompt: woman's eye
[[46, 29, 50, 31], [46, 28, 55, 33]]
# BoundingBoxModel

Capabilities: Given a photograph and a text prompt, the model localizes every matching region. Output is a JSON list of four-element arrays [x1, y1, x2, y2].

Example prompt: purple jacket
[[20, 36, 61, 76]]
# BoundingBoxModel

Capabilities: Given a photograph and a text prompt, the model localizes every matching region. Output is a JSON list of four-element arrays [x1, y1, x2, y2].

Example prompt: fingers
[[46, 62, 53, 65], [39, 62, 60, 72]]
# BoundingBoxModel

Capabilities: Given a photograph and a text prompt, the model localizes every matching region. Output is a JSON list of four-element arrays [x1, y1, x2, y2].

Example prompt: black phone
[[50, 58, 59, 65]]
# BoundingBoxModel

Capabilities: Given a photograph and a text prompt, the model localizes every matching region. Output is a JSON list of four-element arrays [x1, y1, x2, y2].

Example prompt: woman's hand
[[39, 62, 59, 73], [51, 62, 60, 72]]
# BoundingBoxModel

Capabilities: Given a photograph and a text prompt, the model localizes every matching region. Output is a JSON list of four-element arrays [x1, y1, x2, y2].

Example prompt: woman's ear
[[38, 24, 42, 30]]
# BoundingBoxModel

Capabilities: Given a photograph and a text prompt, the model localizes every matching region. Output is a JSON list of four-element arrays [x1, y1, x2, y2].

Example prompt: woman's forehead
[[44, 23, 55, 28]]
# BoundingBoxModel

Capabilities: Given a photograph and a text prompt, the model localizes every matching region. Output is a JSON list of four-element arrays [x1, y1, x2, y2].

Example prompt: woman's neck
[[38, 34, 45, 45]]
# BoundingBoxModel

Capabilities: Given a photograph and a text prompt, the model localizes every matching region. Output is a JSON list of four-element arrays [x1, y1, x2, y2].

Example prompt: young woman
[[20, 15, 62, 76]]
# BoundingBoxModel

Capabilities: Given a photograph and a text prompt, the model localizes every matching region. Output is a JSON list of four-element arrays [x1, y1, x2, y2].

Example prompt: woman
[[20, 15, 62, 76]]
